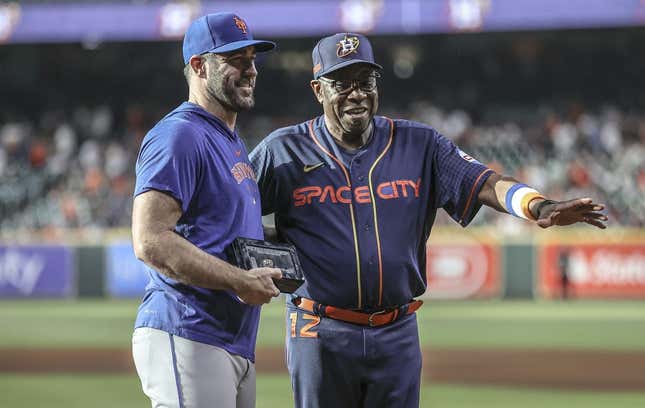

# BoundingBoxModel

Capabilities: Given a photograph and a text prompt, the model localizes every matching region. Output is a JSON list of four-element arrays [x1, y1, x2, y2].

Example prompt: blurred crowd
[[404, 102, 645, 228], [0, 105, 147, 234], [1, 100, 643, 236]]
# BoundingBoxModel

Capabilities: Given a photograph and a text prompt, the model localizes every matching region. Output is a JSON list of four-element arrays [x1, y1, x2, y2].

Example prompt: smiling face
[[204, 46, 258, 112], [311, 63, 379, 146]]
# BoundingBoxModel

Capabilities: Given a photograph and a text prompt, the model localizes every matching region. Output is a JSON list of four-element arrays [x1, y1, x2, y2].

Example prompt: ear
[[189, 55, 207, 78], [310, 80, 324, 104]]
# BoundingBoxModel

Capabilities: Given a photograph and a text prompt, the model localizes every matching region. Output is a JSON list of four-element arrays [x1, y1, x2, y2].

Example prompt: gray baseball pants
[[132, 327, 256, 408]]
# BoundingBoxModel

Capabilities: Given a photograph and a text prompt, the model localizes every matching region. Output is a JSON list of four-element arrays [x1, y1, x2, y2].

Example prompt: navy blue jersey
[[250, 115, 492, 310], [134, 102, 263, 361]]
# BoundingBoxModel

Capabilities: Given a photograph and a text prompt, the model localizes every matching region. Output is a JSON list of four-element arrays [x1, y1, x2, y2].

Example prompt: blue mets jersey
[[250, 115, 492, 310], [134, 102, 263, 361]]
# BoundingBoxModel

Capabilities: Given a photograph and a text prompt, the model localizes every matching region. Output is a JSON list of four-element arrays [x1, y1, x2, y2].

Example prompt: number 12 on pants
[[289, 312, 320, 338]]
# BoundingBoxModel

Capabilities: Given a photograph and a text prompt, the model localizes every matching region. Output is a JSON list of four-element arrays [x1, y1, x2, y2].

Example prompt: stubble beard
[[206, 71, 255, 113]]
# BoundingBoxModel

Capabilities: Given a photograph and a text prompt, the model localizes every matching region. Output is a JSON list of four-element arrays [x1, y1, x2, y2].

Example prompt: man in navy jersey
[[131, 13, 282, 408], [250, 33, 607, 408]]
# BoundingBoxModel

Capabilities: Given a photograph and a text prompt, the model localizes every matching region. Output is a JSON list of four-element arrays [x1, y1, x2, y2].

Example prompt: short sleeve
[[432, 132, 493, 227], [134, 123, 201, 213], [249, 140, 277, 215]]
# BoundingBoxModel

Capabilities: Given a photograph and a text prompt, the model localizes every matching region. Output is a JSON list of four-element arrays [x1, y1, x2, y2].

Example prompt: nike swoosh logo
[[303, 162, 325, 173]]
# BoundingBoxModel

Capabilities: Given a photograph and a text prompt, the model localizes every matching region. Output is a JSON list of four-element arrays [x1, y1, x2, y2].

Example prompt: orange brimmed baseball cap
[[312, 33, 382, 79], [182, 12, 276, 64]]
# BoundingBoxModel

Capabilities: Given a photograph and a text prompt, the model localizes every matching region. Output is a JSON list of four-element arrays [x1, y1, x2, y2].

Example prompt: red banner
[[538, 244, 645, 298], [424, 242, 500, 299]]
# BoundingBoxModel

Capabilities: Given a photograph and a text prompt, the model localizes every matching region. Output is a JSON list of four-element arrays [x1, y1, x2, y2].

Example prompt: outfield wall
[[1, 228, 643, 300]]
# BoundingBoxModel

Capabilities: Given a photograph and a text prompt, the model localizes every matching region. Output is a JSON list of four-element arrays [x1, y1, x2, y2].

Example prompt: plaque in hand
[[227, 237, 305, 294]]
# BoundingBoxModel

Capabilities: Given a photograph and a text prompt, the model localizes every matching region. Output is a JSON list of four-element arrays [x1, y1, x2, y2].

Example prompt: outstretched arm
[[477, 173, 608, 229]]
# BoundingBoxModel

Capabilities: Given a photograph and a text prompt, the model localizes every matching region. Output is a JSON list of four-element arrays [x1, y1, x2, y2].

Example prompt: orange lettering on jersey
[[292, 179, 422, 207], [293, 188, 306, 206], [392, 181, 400, 198], [396, 180, 410, 197], [411, 178, 421, 197], [336, 186, 352, 203], [376, 182, 393, 199], [231, 162, 256, 184], [320, 185, 338, 203], [305, 186, 322, 204], [354, 186, 371, 203], [293, 186, 322, 207]]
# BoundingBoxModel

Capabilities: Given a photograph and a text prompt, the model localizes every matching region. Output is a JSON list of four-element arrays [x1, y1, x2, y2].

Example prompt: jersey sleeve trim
[[134, 184, 185, 208], [458, 168, 495, 226]]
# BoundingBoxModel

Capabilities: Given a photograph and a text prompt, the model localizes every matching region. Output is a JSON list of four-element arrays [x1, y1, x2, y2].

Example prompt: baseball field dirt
[[2, 347, 644, 391]]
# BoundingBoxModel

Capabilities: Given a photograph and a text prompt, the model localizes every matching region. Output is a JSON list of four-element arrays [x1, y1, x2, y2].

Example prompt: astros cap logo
[[233, 16, 248, 34], [336, 35, 360, 57]]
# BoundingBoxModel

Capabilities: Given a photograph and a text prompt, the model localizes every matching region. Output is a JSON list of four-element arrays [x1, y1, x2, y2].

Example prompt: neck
[[324, 114, 373, 150], [188, 88, 237, 132]]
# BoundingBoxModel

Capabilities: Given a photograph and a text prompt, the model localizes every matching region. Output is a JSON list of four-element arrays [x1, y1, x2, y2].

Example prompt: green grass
[[0, 299, 138, 348], [0, 299, 643, 350], [2, 299, 644, 406], [417, 300, 645, 350], [0, 374, 148, 408], [1, 374, 644, 408], [420, 383, 645, 408]]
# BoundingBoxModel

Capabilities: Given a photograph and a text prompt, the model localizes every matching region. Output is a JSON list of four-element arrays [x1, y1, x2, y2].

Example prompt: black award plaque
[[227, 237, 305, 294]]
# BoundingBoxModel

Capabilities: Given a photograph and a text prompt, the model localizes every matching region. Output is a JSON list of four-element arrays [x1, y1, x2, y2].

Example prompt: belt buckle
[[367, 309, 388, 327]]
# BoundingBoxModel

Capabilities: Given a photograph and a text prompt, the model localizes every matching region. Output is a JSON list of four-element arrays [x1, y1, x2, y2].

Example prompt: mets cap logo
[[233, 16, 248, 34], [337, 35, 360, 58]]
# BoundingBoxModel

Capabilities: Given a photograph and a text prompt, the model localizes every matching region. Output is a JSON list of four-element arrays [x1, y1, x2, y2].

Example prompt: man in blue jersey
[[250, 33, 607, 408], [131, 13, 282, 408]]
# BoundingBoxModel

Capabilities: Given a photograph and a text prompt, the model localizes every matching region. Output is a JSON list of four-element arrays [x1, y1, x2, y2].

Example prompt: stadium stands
[[1, 27, 643, 232], [0, 100, 642, 231]]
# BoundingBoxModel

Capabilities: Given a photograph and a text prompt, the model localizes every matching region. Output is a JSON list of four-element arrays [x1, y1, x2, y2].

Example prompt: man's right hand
[[235, 268, 282, 305]]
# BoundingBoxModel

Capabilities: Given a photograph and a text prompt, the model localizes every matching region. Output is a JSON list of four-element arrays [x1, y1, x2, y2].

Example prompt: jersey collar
[[180, 101, 240, 141]]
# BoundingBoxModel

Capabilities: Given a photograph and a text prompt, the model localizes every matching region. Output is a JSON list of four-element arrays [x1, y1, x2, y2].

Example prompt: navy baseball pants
[[285, 303, 422, 408]]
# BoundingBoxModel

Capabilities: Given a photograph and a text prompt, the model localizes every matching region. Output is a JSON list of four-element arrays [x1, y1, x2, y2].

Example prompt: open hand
[[535, 198, 607, 229]]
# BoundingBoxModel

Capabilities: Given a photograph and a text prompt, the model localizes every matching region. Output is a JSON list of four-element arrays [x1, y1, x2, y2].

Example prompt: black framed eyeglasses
[[318, 72, 381, 94]]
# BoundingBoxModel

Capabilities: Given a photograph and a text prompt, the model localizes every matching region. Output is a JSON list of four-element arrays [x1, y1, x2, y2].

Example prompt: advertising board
[[105, 242, 149, 298], [0, 245, 73, 298], [538, 243, 645, 298], [425, 241, 501, 299]]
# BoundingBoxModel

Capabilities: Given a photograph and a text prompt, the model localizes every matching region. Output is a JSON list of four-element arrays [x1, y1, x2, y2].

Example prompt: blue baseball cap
[[312, 33, 382, 79], [182, 12, 276, 64]]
